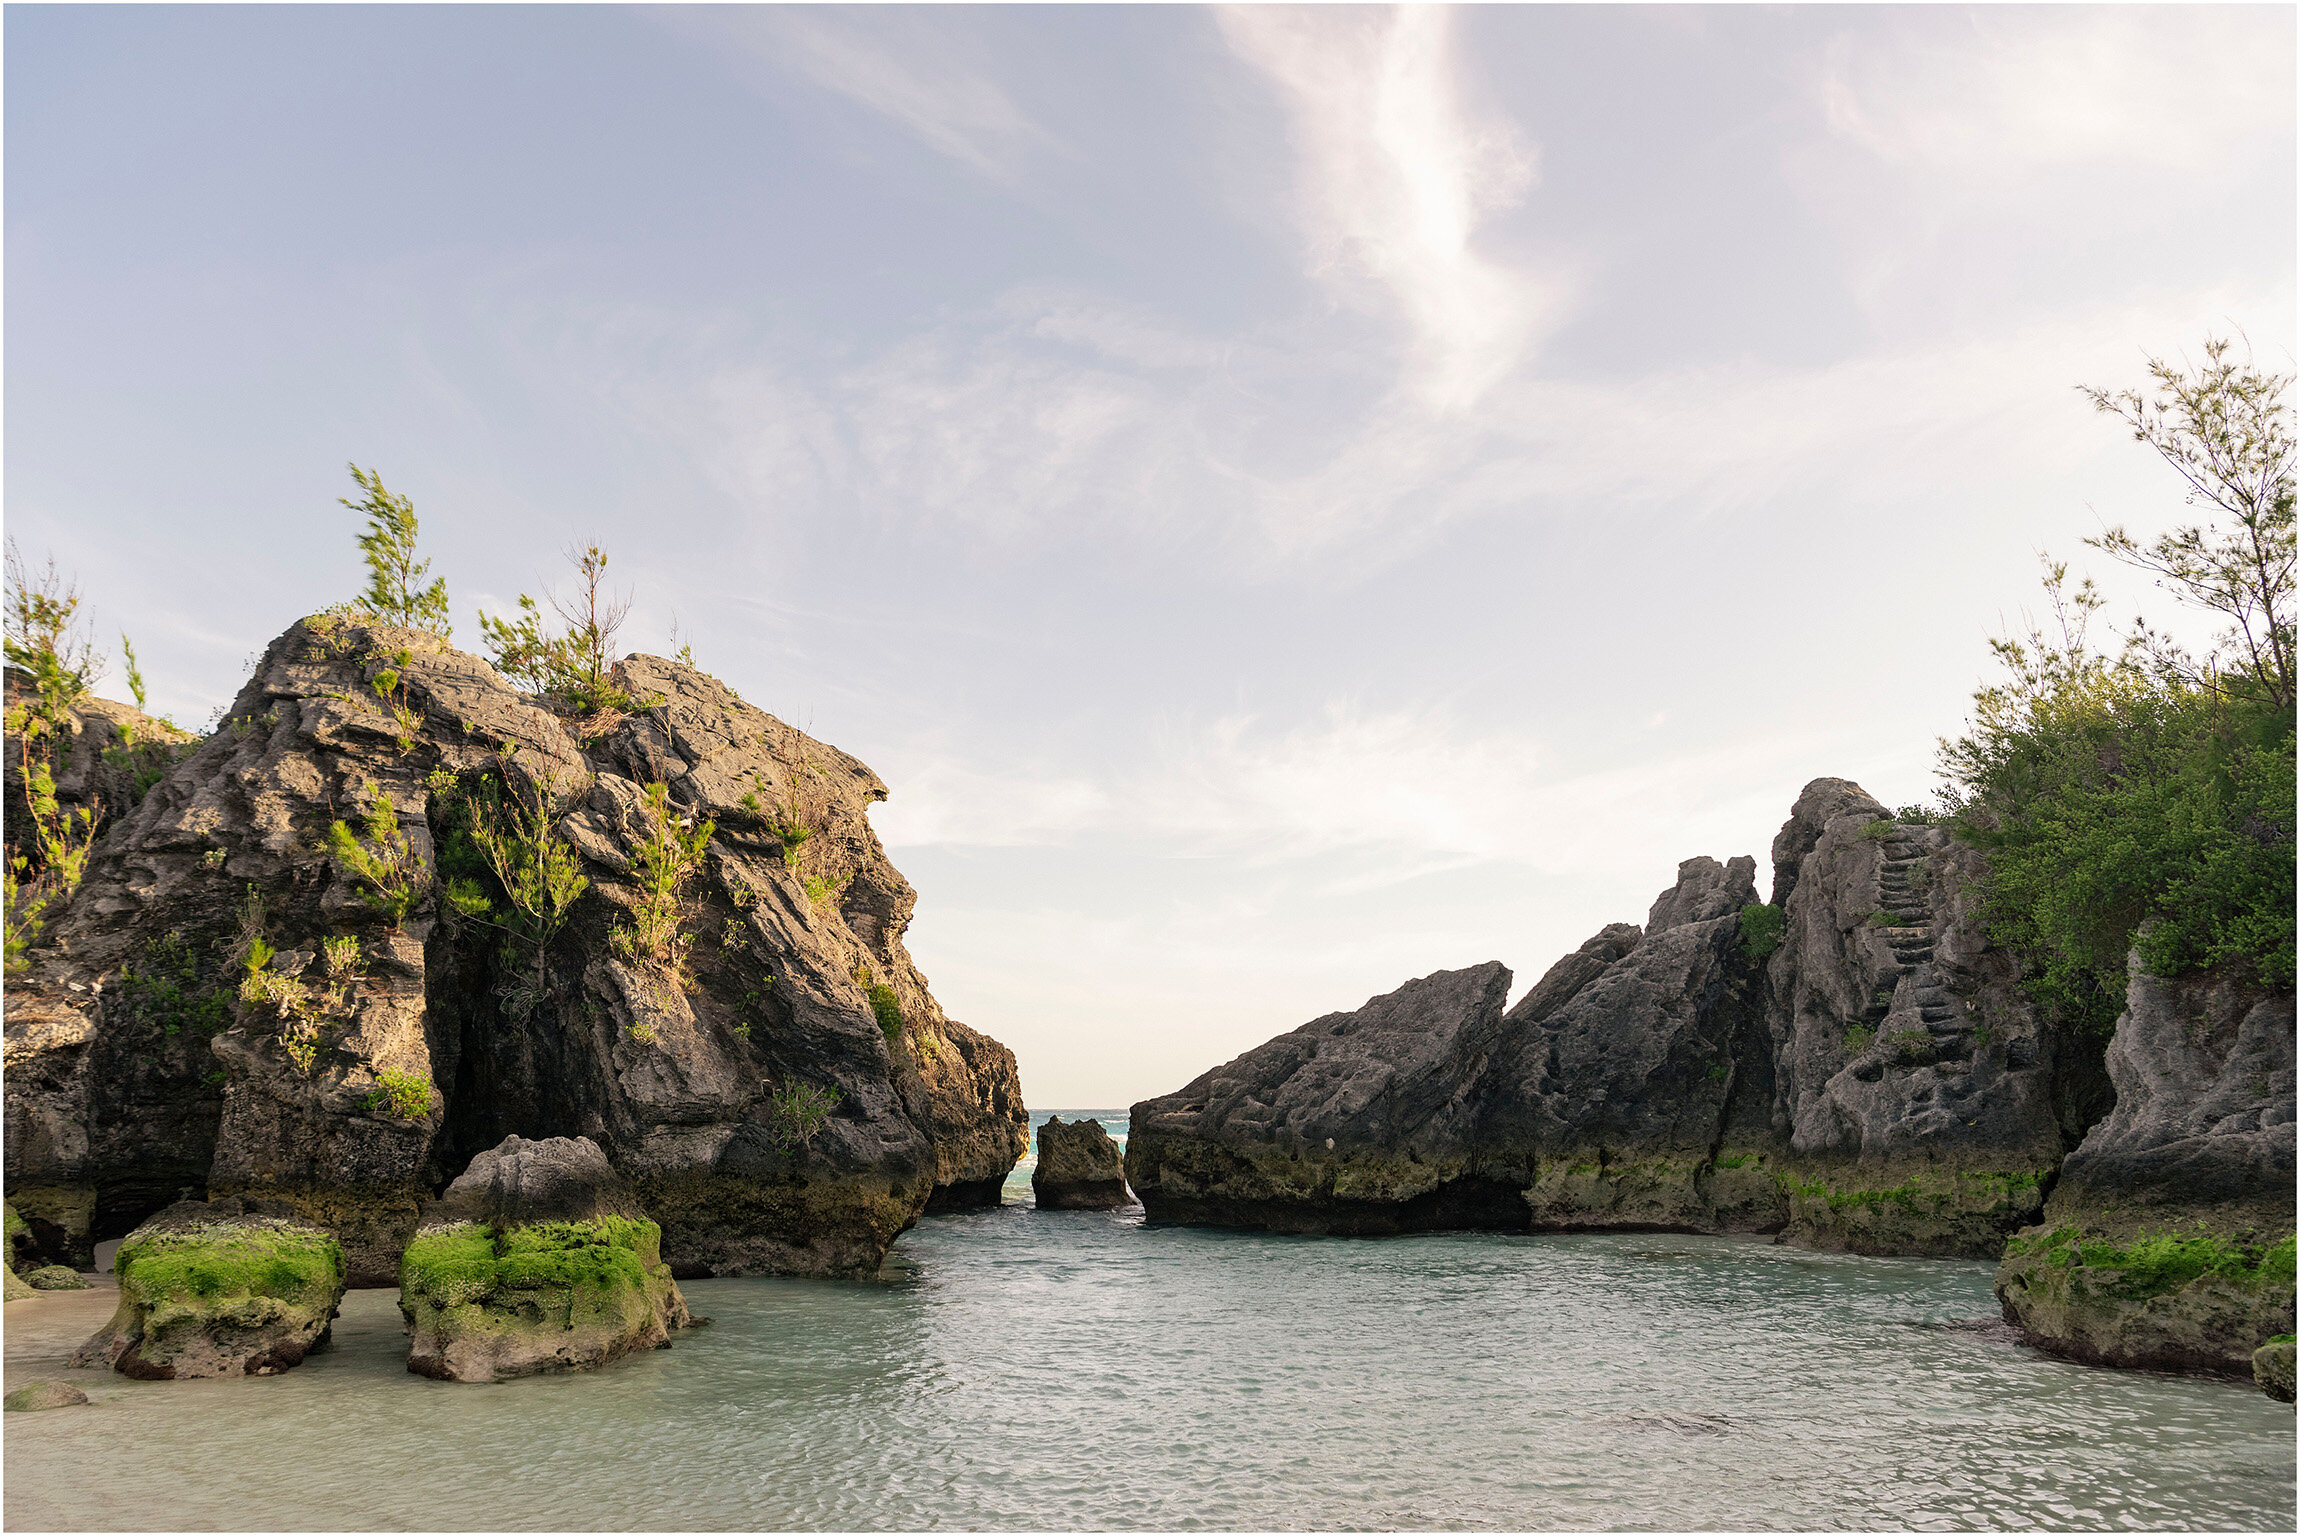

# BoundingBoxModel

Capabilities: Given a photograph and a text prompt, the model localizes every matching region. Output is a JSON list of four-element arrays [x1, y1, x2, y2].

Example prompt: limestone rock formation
[[3, 620, 1027, 1281], [1128, 963, 1525, 1232], [1503, 860, 1777, 1234], [4, 1265, 33, 1302], [1130, 778, 2123, 1257], [3, 1381, 90, 1412], [23, 1265, 91, 1290], [1760, 782, 2098, 1257], [1994, 963, 2296, 1376], [3, 665, 193, 874], [67, 1197, 346, 1378], [2255, 1339, 2296, 1403], [1032, 1116, 1130, 1209], [399, 1135, 694, 1383]]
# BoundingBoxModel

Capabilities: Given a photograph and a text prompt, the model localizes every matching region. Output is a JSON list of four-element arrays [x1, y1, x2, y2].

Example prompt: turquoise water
[[4, 1118, 2292, 1531]]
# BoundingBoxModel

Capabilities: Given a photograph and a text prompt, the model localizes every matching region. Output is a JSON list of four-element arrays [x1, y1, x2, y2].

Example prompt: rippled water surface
[[6, 1130, 2291, 1530]]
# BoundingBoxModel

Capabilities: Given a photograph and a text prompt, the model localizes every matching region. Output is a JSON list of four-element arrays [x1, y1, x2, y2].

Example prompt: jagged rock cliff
[[1995, 961, 2295, 1375], [3, 619, 1027, 1280], [1129, 777, 2120, 1260]]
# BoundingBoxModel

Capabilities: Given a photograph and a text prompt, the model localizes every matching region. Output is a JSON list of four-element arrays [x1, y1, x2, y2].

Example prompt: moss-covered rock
[[3, 1380, 89, 1412], [4, 1264, 34, 1302], [1994, 1225, 2296, 1376], [23, 1264, 91, 1290], [1781, 1165, 2051, 1259], [65, 1197, 345, 1379], [400, 1212, 691, 1383], [4, 1200, 30, 1270], [398, 1134, 695, 1382], [2254, 1336, 2296, 1402]]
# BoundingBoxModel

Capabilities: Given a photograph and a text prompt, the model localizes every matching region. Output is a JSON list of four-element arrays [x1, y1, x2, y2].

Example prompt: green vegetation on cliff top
[[1939, 339, 2295, 1030]]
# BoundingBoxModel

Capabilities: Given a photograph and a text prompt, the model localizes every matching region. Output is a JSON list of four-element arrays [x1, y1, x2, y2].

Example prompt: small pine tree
[[343, 463, 451, 638]]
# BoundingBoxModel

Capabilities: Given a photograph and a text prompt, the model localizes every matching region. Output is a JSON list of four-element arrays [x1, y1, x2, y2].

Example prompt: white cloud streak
[[1820, 7, 2291, 179], [1216, 3, 1558, 413]]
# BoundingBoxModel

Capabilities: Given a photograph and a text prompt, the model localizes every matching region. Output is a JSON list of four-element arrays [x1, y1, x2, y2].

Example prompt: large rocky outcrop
[[1131, 779, 2115, 1257], [67, 1196, 345, 1378], [1760, 781, 2101, 1256], [4, 619, 1026, 1280], [1128, 963, 1523, 1233], [400, 1134, 694, 1383], [1032, 1116, 1130, 1210], [1995, 962, 2295, 1376]]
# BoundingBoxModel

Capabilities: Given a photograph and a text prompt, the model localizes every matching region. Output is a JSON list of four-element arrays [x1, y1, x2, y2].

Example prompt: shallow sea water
[[5, 1118, 2292, 1532]]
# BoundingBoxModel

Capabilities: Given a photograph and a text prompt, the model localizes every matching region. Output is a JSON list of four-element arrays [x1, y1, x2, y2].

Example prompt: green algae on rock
[[3, 1380, 90, 1412], [399, 1134, 695, 1383], [1995, 1226, 2296, 1377], [401, 1214, 690, 1383], [2256, 1336, 2296, 1403], [66, 1197, 345, 1379], [23, 1263, 92, 1289]]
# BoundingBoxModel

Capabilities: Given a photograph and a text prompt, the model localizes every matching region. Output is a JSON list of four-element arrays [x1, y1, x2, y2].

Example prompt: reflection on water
[[6, 1202, 2293, 1530]]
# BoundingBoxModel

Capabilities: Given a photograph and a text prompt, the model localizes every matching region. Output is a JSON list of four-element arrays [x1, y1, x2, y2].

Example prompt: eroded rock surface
[[3, 1380, 90, 1412], [4, 620, 1026, 1281], [1129, 964, 1523, 1233], [67, 1197, 345, 1379], [1995, 964, 2296, 1377], [1131, 778, 2121, 1257], [1033, 1116, 1130, 1210], [399, 1135, 694, 1383], [1762, 782, 2096, 1257]]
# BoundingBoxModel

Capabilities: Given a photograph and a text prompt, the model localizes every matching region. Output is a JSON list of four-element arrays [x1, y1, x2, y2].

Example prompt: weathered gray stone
[[1128, 964, 1525, 1233], [1995, 961, 2296, 1375], [3, 1380, 89, 1412], [2255, 1339, 2296, 1403], [1645, 855, 1758, 933], [1762, 789, 2086, 1257], [67, 1197, 345, 1379], [1033, 1116, 1130, 1210], [5, 620, 1027, 1283]]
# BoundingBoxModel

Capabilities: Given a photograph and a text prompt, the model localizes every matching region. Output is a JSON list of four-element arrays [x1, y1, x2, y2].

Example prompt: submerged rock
[[2255, 1338, 2296, 1403], [23, 1264, 91, 1290], [400, 1135, 694, 1383], [67, 1197, 345, 1379], [1032, 1116, 1129, 1210], [1996, 963, 2296, 1375], [4, 620, 1027, 1281], [3, 1380, 90, 1412]]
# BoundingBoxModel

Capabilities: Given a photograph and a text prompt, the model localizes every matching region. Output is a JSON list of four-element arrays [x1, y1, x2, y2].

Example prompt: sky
[[6, 3, 2293, 1107]]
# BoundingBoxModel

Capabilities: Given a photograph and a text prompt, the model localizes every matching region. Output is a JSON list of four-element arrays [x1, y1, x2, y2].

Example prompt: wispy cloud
[[1819, 7, 2291, 179], [1217, 4, 1559, 413], [670, 7, 1060, 182]]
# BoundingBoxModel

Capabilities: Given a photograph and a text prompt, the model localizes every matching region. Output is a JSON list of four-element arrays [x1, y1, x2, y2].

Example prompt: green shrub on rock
[[1737, 903, 1784, 961]]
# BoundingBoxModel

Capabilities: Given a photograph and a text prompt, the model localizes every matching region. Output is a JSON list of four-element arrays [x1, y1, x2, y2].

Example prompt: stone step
[[1919, 1007, 1957, 1023]]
